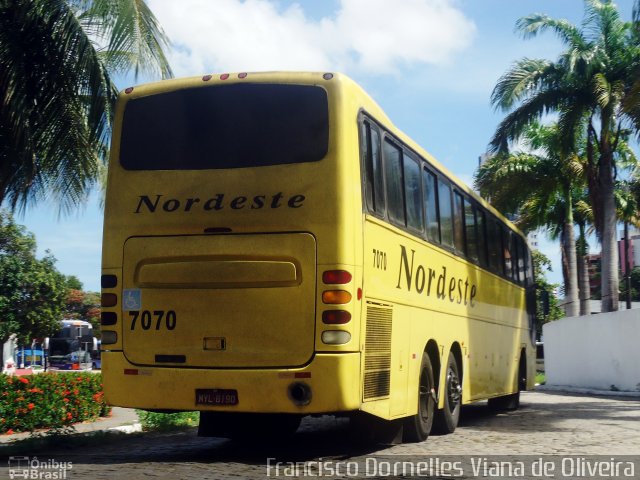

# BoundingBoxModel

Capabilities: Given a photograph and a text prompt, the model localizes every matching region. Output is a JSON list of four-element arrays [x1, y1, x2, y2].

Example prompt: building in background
[[619, 226, 640, 275]]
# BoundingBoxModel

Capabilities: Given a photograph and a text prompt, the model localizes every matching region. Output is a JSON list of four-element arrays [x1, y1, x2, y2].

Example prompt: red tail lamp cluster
[[101, 274, 119, 345], [321, 270, 353, 345]]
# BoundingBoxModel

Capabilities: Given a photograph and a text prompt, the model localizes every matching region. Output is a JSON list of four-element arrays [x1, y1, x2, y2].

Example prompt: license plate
[[195, 389, 238, 406]]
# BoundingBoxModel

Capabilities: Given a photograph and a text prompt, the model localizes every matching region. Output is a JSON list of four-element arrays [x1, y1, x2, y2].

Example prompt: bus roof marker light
[[323, 73, 334, 80], [220, 73, 230, 80], [238, 72, 248, 79], [202, 74, 212, 81], [124, 87, 134, 94]]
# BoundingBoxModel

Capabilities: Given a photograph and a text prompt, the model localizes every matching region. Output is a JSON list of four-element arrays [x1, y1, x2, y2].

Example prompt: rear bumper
[[102, 352, 362, 413]]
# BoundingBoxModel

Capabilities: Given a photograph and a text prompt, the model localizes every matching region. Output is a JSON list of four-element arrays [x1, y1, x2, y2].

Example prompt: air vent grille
[[363, 304, 392, 400]]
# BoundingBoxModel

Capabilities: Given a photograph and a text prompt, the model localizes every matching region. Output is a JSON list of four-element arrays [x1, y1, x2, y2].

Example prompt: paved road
[[2, 391, 639, 479]]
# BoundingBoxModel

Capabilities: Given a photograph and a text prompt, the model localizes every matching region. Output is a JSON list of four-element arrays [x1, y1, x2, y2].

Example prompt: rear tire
[[403, 352, 436, 442], [433, 351, 461, 434]]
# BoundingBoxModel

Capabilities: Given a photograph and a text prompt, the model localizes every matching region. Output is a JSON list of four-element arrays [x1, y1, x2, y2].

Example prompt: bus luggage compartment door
[[121, 233, 316, 368]]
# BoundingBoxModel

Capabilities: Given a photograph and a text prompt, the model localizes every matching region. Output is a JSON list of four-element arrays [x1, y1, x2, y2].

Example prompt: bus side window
[[423, 168, 439, 243], [383, 139, 405, 226], [487, 218, 502, 274], [464, 199, 478, 262], [361, 121, 385, 214], [503, 228, 514, 280], [476, 208, 488, 267], [453, 191, 465, 254], [516, 236, 526, 285], [525, 246, 534, 286], [438, 179, 454, 248], [404, 153, 423, 232]]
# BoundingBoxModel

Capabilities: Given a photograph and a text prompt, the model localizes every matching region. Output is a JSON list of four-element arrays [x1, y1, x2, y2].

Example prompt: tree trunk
[[599, 142, 619, 312], [577, 225, 590, 316], [563, 192, 579, 317]]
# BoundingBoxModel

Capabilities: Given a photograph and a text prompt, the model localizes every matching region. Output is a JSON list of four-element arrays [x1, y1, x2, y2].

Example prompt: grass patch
[[136, 410, 199, 432]]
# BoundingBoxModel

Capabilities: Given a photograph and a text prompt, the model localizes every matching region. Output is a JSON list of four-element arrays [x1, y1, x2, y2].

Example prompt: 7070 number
[[129, 310, 177, 331]]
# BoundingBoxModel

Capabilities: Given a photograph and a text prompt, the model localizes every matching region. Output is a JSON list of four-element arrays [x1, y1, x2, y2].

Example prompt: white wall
[[543, 309, 640, 392]]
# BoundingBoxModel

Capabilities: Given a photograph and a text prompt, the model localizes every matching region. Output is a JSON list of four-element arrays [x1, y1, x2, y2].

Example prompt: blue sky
[[16, 0, 639, 292]]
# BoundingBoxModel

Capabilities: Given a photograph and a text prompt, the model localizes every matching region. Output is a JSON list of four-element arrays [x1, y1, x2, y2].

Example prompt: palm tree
[[489, 0, 639, 312], [476, 122, 582, 316], [0, 0, 172, 213], [622, 0, 640, 127]]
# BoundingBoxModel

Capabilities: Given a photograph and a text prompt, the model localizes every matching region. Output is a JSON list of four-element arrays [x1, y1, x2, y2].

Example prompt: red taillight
[[322, 310, 351, 324], [323, 270, 352, 284]]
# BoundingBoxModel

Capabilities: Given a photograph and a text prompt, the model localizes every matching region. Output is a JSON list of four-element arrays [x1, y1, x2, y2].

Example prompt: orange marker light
[[101, 293, 117, 307], [322, 290, 352, 304]]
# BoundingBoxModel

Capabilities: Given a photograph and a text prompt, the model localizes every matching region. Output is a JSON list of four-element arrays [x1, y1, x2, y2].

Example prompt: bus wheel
[[433, 351, 461, 434], [403, 352, 436, 442]]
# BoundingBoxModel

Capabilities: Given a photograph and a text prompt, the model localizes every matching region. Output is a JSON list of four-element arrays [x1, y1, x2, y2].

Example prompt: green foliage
[[0, 372, 110, 434], [64, 289, 102, 337], [0, 211, 69, 344], [532, 250, 564, 337], [65, 275, 83, 291], [136, 410, 199, 432], [0, 0, 172, 213], [490, 0, 640, 312]]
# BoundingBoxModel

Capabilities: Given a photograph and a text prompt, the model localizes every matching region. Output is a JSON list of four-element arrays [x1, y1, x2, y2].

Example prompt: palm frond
[[80, 0, 173, 79], [491, 58, 559, 111], [516, 14, 587, 50]]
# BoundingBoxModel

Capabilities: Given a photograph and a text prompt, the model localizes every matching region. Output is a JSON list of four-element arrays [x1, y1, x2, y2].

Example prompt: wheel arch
[[518, 347, 527, 391], [437, 341, 463, 408], [449, 342, 464, 385], [425, 339, 441, 394]]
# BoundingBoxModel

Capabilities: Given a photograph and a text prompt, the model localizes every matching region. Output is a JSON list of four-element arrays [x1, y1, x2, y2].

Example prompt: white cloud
[[149, 0, 476, 76]]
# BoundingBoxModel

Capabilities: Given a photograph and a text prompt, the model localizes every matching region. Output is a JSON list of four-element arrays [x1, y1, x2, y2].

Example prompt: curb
[[536, 384, 640, 398], [108, 423, 143, 434]]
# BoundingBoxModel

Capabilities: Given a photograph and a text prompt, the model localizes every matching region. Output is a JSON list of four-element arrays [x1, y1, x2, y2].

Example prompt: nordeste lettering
[[134, 193, 305, 213]]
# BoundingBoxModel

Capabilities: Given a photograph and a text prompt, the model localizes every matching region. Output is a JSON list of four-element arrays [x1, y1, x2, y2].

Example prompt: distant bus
[[45, 319, 97, 371], [101, 72, 536, 442], [15, 344, 45, 370]]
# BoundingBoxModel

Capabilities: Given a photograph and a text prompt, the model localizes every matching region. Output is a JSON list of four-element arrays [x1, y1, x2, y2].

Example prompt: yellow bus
[[101, 71, 536, 442]]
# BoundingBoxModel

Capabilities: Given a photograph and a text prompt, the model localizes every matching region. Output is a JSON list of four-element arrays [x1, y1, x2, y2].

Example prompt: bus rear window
[[120, 83, 329, 170]]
